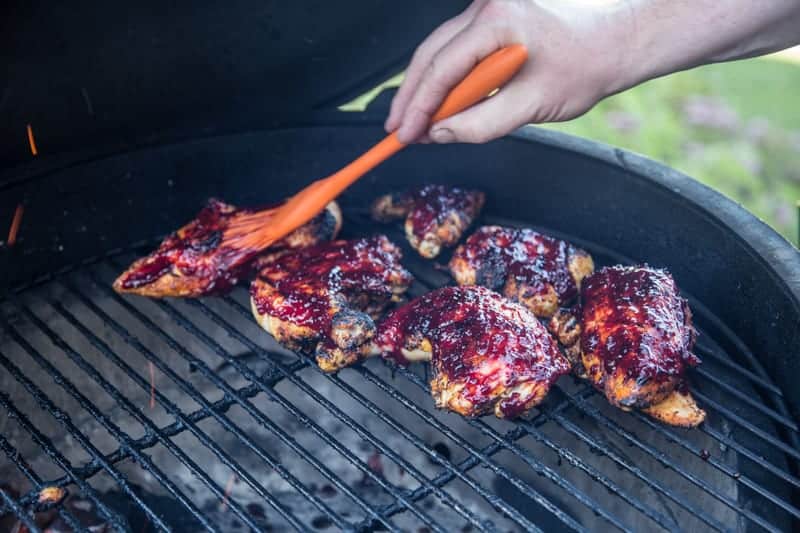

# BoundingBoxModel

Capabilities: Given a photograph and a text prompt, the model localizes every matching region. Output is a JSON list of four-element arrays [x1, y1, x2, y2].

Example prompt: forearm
[[609, 0, 800, 94], [388, 0, 800, 144]]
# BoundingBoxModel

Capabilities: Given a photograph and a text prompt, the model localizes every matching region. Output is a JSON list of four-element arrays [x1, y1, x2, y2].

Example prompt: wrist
[[586, 1, 644, 99]]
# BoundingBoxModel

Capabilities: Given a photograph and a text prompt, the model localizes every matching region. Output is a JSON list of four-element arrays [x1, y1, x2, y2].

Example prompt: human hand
[[385, 0, 630, 144]]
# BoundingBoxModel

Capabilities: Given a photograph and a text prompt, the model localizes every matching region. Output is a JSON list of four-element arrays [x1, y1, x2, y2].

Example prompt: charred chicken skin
[[114, 198, 342, 297], [376, 286, 570, 419], [371, 184, 484, 258], [450, 226, 594, 318], [578, 265, 706, 427], [250, 236, 413, 372]]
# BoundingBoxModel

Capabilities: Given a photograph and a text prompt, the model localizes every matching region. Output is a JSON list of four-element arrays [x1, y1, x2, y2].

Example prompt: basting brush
[[222, 44, 528, 253]]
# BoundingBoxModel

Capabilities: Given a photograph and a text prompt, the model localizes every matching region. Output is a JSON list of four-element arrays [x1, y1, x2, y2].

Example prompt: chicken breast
[[376, 286, 570, 419], [250, 236, 413, 372], [450, 226, 594, 318], [371, 184, 484, 258], [114, 199, 342, 297]]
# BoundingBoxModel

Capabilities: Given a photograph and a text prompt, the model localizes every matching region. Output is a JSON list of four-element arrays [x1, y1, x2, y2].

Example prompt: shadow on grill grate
[[1, 214, 798, 532]]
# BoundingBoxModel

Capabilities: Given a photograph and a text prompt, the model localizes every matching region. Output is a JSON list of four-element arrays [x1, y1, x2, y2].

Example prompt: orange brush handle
[[270, 44, 528, 239]]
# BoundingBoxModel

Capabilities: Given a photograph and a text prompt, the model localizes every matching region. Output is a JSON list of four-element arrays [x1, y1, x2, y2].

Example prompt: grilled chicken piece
[[579, 265, 705, 427], [114, 199, 342, 297], [450, 226, 594, 318], [371, 184, 484, 258], [250, 236, 413, 372], [376, 286, 570, 418]]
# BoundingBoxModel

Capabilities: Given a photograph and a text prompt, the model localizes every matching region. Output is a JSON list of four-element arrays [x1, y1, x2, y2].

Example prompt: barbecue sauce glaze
[[377, 286, 570, 418], [405, 184, 484, 241], [453, 226, 583, 300], [581, 265, 700, 386], [251, 236, 412, 334], [119, 199, 256, 293]]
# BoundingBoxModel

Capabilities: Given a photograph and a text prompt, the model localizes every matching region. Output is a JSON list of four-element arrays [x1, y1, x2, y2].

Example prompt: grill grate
[[1, 215, 799, 532]]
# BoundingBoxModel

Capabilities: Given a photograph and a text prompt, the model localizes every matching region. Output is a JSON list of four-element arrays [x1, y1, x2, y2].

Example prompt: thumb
[[428, 81, 533, 144]]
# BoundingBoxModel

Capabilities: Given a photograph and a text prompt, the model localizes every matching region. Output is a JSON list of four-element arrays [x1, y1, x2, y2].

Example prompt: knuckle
[[480, 0, 512, 19], [411, 41, 430, 63]]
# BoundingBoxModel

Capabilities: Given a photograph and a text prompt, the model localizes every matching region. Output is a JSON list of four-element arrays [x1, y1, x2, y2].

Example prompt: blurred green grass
[[342, 57, 800, 244], [544, 57, 800, 244]]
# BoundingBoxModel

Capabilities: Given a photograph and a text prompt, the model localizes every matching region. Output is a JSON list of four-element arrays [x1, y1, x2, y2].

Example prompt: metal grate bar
[[177, 292, 525, 533], [93, 267, 429, 532], [694, 367, 798, 431], [151, 297, 446, 533], [9, 363, 303, 512], [402, 280, 722, 531], [9, 297, 271, 533], [693, 392, 800, 462], [54, 281, 344, 530], [409, 251, 799, 528], [299, 354, 565, 532], [0, 390, 136, 532], [542, 402, 727, 531], [0, 488, 42, 533], [221, 287, 589, 531], [694, 343, 784, 398], [629, 399, 800, 519], [210, 291, 578, 532], [300, 361, 518, 532], [699, 424, 800, 489], [563, 388, 785, 532], [220, 293, 629, 531], [357, 394, 590, 530], [80, 272, 397, 532], [3, 234, 797, 531], [37, 290, 315, 532], [0, 434, 85, 531], [378, 361, 672, 532], [0, 314, 213, 532]]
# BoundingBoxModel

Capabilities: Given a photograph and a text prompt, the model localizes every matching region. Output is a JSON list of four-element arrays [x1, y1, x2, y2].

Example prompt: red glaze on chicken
[[580, 265, 705, 427], [376, 286, 570, 419], [371, 184, 484, 258], [450, 226, 594, 318], [114, 198, 341, 297], [250, 236, 413, 372]]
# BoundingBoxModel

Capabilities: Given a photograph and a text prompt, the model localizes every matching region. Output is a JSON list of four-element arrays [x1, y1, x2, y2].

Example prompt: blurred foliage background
[[343, 53, 800, 246]]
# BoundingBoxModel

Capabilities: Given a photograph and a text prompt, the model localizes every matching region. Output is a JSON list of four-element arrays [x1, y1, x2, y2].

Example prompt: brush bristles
[[222, 209, 279, 251]]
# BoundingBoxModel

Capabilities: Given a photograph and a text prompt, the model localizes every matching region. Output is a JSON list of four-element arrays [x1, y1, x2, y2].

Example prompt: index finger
[[395, 22, 509, 144]]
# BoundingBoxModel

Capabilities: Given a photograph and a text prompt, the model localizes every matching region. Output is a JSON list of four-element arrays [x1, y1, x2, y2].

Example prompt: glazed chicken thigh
[[450, 226, 594, 317], [376, 286, 570, 418], [250, 236, 413, 372], [114, 199, 342, 297], [371, 184, 484, 258], [578, 265, 706, 427]]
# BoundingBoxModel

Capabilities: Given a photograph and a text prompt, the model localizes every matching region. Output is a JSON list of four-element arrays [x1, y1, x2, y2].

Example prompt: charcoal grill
[[2, 2, 800, 532]]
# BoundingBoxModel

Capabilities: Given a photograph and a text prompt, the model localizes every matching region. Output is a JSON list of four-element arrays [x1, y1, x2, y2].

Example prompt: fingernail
[[430, 128, 456, 144]]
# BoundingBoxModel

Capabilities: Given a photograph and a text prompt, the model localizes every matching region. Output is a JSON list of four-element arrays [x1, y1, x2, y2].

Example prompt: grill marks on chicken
[[578, 266, 705, 427], [250, 236, 413, 372], [450, 226, 594, 318], [376, 286, 570, 419], [371, 185, 484, 258], [114, 198, 342, 297]]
